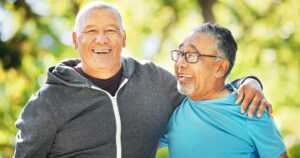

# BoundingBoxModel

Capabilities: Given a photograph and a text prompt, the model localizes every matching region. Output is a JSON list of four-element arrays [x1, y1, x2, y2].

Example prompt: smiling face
[[72, 8, 126, 78], [175, 32, 220, 100]]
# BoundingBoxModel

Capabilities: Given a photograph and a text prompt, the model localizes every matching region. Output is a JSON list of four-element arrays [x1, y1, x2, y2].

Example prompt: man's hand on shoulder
[[235, 78, 272, 118]]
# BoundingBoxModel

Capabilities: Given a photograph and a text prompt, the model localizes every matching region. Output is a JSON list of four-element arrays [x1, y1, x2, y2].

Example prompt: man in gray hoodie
[[13, 2, 271, 158]]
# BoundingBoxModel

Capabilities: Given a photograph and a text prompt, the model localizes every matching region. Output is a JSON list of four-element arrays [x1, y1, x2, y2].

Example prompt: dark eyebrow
[[189, 44, 198, 51], [178, 43, 184, 49]]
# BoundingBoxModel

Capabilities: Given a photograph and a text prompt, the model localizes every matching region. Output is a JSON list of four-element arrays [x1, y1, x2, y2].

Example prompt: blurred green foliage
[[0, 0, 299, 157]]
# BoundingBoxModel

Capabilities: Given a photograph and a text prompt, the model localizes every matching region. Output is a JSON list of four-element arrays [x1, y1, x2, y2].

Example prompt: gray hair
[[192, 23, 237, 78], [74, 1, 123, 34]]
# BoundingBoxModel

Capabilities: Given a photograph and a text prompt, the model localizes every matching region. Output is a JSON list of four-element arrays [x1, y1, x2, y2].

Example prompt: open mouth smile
[[178, 74, 192, 82], [92, 49, 112, 54]]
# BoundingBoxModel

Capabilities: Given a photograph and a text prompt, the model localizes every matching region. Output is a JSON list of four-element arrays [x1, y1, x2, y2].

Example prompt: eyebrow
[[178, 43, 198, 51], [189, 44, 198, 51], [178, 43, 184, 48], [83, 25, 95, 30], [106, 25, 120, 30]]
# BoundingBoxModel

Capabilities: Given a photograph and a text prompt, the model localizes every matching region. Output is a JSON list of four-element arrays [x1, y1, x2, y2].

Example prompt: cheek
[[191, 67, 205, 82], [79, 37, 89, 46], [113, 37, 125, 48], [194, 68, 213, 84], [174, 64, 179, 78], [79, 35, 93, 45]]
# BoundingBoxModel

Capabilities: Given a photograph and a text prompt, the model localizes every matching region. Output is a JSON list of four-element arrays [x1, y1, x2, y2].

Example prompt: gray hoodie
[[14, 56, 184, 158]]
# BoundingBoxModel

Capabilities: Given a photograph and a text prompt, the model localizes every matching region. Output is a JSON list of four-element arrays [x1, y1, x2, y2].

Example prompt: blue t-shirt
[[160, 92, 286, 158]]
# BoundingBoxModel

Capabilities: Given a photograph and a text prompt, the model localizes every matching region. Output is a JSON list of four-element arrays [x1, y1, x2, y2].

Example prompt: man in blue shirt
[[160, 23, 287, 158]]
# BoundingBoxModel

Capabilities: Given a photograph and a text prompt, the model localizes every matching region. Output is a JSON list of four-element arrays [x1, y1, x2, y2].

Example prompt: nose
[[95, 33, 108, 44], [176, 56, 188, 68]]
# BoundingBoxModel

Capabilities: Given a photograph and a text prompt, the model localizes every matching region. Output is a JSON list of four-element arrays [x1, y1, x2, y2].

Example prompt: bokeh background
[[0, 0, 299, 157]]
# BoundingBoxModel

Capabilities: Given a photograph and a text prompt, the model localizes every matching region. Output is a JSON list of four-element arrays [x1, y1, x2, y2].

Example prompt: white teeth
[[92, 49, 110, 54]]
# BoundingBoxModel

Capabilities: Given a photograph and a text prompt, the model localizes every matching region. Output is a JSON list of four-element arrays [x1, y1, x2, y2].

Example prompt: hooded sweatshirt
[[14, 56, 184, 158]]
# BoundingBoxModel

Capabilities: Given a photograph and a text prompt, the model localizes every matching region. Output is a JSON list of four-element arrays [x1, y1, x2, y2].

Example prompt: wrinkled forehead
[[179, 32, 216, 50], [86, 8, 119, 23], [75, 6, 123, 32], [178, 33, 204, 50], [86, 8, 119, 19], [81, 8, 118, 23]]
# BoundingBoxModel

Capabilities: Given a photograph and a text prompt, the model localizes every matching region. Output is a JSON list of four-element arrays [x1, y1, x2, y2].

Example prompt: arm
[[247, 112, 287, 158], [231, 76, 272, 118], [13, 92, 57, 158], [279, 152, 288, 158]]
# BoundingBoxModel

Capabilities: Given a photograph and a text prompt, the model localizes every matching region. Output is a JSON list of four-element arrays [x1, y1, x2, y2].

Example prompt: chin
[[177, 81, 195, 96]]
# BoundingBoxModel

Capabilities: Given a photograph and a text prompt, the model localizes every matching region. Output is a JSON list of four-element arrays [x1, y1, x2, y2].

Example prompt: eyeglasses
[[171, 50, 219, 64]]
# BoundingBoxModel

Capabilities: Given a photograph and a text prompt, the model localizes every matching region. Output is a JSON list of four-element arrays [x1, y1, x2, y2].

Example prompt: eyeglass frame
[[171, 50, 220, 64]]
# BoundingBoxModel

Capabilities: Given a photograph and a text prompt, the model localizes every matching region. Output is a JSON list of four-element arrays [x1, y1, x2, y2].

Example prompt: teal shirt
[[160, 92, 286, 158]]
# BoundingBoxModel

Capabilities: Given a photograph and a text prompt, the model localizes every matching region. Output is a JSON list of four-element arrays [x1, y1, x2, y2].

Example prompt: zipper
[[91, 78, 128, 158]]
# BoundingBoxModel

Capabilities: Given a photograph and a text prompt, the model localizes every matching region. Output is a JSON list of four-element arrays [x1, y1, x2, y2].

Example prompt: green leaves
[[0, 0, 299, 157]]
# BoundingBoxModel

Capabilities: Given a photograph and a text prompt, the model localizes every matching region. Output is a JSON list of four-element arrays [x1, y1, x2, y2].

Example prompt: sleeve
[[159, 112, 173, 148], [230, 75, 263, 90], [247, 110, 286, 158], [156, 64, 185, 108], [159, 133, 169, 147], [13, 92, 57, 158]]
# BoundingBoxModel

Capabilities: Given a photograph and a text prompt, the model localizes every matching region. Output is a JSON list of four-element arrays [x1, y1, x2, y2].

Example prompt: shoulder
[[22, 84, 57, 111], [246, 112, 286, 157], [137, 59, 171, 74], [246, 110, 282, 140], [122, 55, 174, 79], [246, 110, 275, 127]]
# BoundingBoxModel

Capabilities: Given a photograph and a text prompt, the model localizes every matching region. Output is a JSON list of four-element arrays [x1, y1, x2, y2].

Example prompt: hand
[[235, 78, 273, 118]]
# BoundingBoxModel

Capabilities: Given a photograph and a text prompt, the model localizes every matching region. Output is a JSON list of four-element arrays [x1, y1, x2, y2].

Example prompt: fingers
[[256, 98, 267, 118], [235, 87, 244, 105], [236, 78, 272, 118], [244, 95, 261, 118], [255, 98, 273, 118], [239, 86, 255, 114], [247, 96, 262, 118], [266, 101, 273, 117]]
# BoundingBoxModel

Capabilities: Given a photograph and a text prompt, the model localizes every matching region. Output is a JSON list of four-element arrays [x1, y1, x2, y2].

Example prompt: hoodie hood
[[46, 56, 136, 87]]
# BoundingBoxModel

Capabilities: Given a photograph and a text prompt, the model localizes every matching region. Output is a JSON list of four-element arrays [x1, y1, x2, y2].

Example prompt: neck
[[190, 80, 231, 101], [81, 62, 122, 79]]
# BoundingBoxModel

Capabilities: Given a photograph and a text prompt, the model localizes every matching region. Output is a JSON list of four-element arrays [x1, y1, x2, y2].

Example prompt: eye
[[106, 26, 120, 33], [86, 29, 97, 33], [174, 50, 182, 56], [106, 29, 117, 33], [186, 52, 198, 59]]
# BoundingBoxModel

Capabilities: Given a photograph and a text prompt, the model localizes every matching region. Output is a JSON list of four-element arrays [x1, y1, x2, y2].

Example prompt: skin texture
[[175, 32, 231, 101], [236, 79, 272, 118], [71, 4, 271, 117], [174, 30, 287, 158], [72, 8, 126, 79], [174, 31, 273, 118]]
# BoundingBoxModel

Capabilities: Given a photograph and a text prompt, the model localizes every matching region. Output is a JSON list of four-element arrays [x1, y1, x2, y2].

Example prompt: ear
[[121, 30, 127, 48], [214, 60, 230, 78], [72, 32, 78, 48]]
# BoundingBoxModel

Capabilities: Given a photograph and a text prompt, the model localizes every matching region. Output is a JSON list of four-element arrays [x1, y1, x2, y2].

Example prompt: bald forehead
[[87, 7, 119, 18], [85, 8, 119, 21], [74, 2, 123, 33]]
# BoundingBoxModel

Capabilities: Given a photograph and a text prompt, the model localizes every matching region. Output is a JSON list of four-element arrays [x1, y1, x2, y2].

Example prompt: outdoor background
[[0, 0, 299, 157]]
